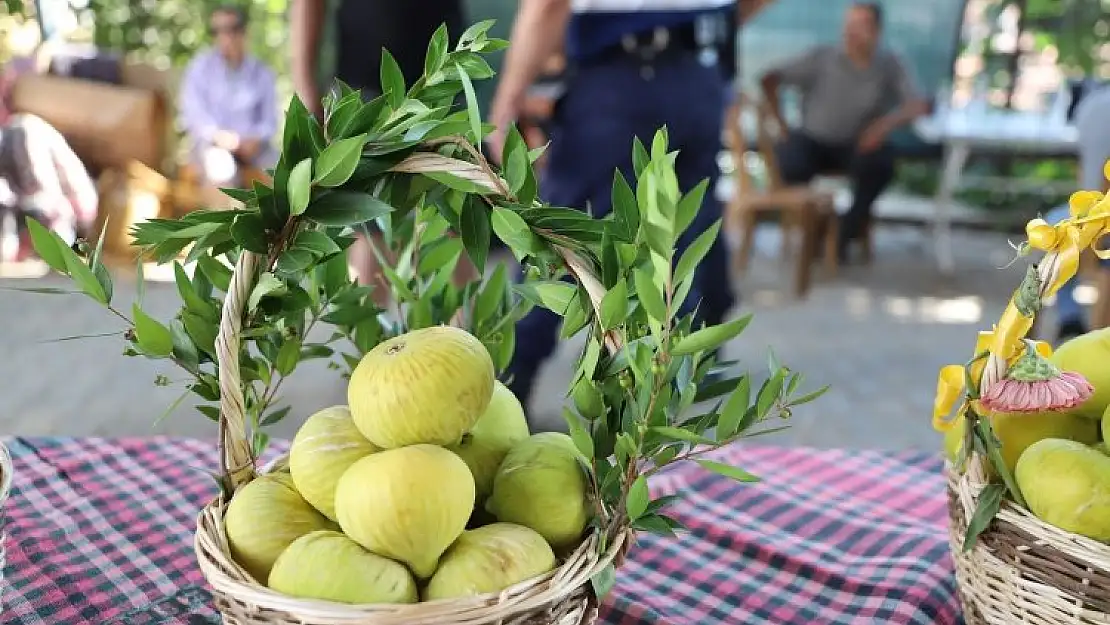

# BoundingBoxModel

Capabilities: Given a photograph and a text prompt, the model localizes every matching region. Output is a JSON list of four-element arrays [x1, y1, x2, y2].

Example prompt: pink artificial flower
[[979, 371, 1093, 413]]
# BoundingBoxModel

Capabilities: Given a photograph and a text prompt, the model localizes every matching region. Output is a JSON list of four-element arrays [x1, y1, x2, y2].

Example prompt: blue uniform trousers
[[505, 51, 736, 407]]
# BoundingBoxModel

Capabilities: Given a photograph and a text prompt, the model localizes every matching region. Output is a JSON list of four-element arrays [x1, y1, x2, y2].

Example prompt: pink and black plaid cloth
[[0, 437, 963, 624]]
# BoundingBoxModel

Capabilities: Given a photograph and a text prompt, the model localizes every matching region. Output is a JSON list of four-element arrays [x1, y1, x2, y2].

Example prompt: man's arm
[[858, 55, 930, 151], [488, 0, 572, 158], [291, 0, 326, 117], [759, 47, 821, 129], [178, 57, 222, 145]]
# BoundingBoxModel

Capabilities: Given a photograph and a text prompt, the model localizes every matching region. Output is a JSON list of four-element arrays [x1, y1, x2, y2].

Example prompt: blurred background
[[1, 0, 1109, 452]]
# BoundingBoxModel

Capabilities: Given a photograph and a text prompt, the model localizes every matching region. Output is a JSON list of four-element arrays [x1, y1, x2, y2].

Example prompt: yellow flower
[[1025, 218, 1059, 251]]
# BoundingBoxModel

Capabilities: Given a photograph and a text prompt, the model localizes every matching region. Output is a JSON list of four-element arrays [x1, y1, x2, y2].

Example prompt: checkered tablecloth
[[0, 437, 963, 624]]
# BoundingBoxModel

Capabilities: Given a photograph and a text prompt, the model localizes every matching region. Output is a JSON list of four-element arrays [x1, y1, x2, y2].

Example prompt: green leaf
[[755, 369, 786, 419], [276, 249, 315, 275], [458, 19, 495, 46], [599, 279, 629, 330], [651, 426, 715, 446], [717, 377, 751, 440], [173, 263, 211, 317], [627, 475, 650, 520], [314, 134, 368, 187], [633, 267, 666, 324], [632, 513, 677, 537], [671, 314, 752, 356], [132, 304, 173, 357], [456, 63, 483, 143], [611, 172, 639, 241], [182, 311, 217, 357], [260, 406, 293, 427], [249, 272, 287, 311], [473, 263, 508, 324], [501, 125, 529, 194], [790, 385, 830, 407], [170, 319, 199, 372], [196, 256, 232, 293], [380, 50, 406, 108], [287, 158, 313, 216], [514, 281, 575, 315], [675, 178, 709, 236], [695, 460, 760, 483], [305, 191, 394, 226], [425, 24, 450, 75], [276, 336, 301, 376], [563, 409, 594, 459], [135, 253, 146, 307], [591, 564, 616, 600], [25, 219, 67, 273], [63, 246, 107, 304], [632, 138, 650, 178], [963, 483, 1004, 552], [491, 206, 542, 255], [230, 213, 269, 254], [459, 200, 490, 273], [674, 219, 721, 286], [292, 230, 343, 257]]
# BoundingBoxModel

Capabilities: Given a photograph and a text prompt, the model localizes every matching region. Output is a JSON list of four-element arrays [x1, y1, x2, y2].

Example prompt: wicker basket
[[947, 453, 1110, 625], [0, 439, 10, 611], [192, 241, 627, 622]]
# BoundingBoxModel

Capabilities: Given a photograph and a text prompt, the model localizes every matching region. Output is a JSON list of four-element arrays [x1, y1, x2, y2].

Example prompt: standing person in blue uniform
[[488, 0, 763, 416]]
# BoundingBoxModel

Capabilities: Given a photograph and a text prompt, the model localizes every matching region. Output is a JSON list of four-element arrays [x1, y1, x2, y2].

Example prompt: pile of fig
[[223, 325, 590, 604]]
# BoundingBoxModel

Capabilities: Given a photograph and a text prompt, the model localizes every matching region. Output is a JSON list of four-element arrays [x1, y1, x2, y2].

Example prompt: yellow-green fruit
[[1016, 438, 1110, 541], [941, 410, 1098, 473], [224, 472, 335, 584], [335, 444, 475, 578], [268, 530, 418, 604], [1050, 328, 1110, 420], [448, 381, 530, 501], [1102, 402, 1110, 444], [347, 325, 495, 449], [289, 405, 380, 521], [423, 523, 556, 601], [486, 433, 588, 549]]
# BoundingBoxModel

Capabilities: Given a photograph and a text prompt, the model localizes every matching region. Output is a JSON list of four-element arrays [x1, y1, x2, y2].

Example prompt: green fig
[[448, 380, 530, 501], [288, 405, 379, 521], [1016, 438, 1110, 541], [335, 444, 475, 578], [348, 326, 494, 448], [944, 410, 1099, 473], [1050, 328, 1110, 420], [224, 472, 335, 584], [486, 433, 589, 550], [268, 530, 418, 604], [424, 523, 556, 601]]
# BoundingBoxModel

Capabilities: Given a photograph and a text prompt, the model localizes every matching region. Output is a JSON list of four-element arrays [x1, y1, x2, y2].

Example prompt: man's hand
[[238, 137, 263, 162], [213, 130, 241, 152], [487, 93, 524, 164], [857, 122, 888, 154]]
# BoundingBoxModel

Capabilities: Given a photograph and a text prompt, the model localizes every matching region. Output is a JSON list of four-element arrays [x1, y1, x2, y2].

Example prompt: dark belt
[[586, 22, 704, 67]]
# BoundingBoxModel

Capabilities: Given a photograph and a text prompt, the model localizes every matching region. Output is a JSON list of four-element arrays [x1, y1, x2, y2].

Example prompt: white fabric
[[572, 0, 732, 12]]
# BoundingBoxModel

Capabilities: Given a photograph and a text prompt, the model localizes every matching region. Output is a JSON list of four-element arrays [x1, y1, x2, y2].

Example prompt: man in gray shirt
[[761, 2, 928, 261]]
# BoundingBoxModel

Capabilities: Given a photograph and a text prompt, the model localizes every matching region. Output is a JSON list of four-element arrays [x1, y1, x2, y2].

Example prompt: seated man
[[1045, 83, 1110, 342], [179, 5, 277, 190], [760, 2, 929, 260]]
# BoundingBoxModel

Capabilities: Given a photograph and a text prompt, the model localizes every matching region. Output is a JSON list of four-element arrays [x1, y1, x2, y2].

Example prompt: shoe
[[1056, 318, 1088, 344]]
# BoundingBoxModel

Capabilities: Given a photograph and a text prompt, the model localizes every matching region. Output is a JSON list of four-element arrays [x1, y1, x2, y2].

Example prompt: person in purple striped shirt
[[178, 5, 278, 189]]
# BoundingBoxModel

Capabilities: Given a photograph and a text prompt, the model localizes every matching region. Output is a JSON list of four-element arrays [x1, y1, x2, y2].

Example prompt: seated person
[[0, 53, 97, 263], [760, 2, 929, 261], [179, 5, 277, 190], [1045, 83, 1110, 342]]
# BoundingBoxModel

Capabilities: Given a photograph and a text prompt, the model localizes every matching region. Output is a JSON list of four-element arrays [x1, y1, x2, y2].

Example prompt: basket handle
[[214, 149, 618, 493]]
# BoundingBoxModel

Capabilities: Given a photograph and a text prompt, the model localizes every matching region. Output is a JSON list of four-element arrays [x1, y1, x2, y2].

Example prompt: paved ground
[[0, 222, 1053, 454]]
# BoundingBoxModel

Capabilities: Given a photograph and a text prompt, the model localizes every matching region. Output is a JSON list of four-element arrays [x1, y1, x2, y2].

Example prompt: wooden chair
[[724, 93, 839, 298]]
